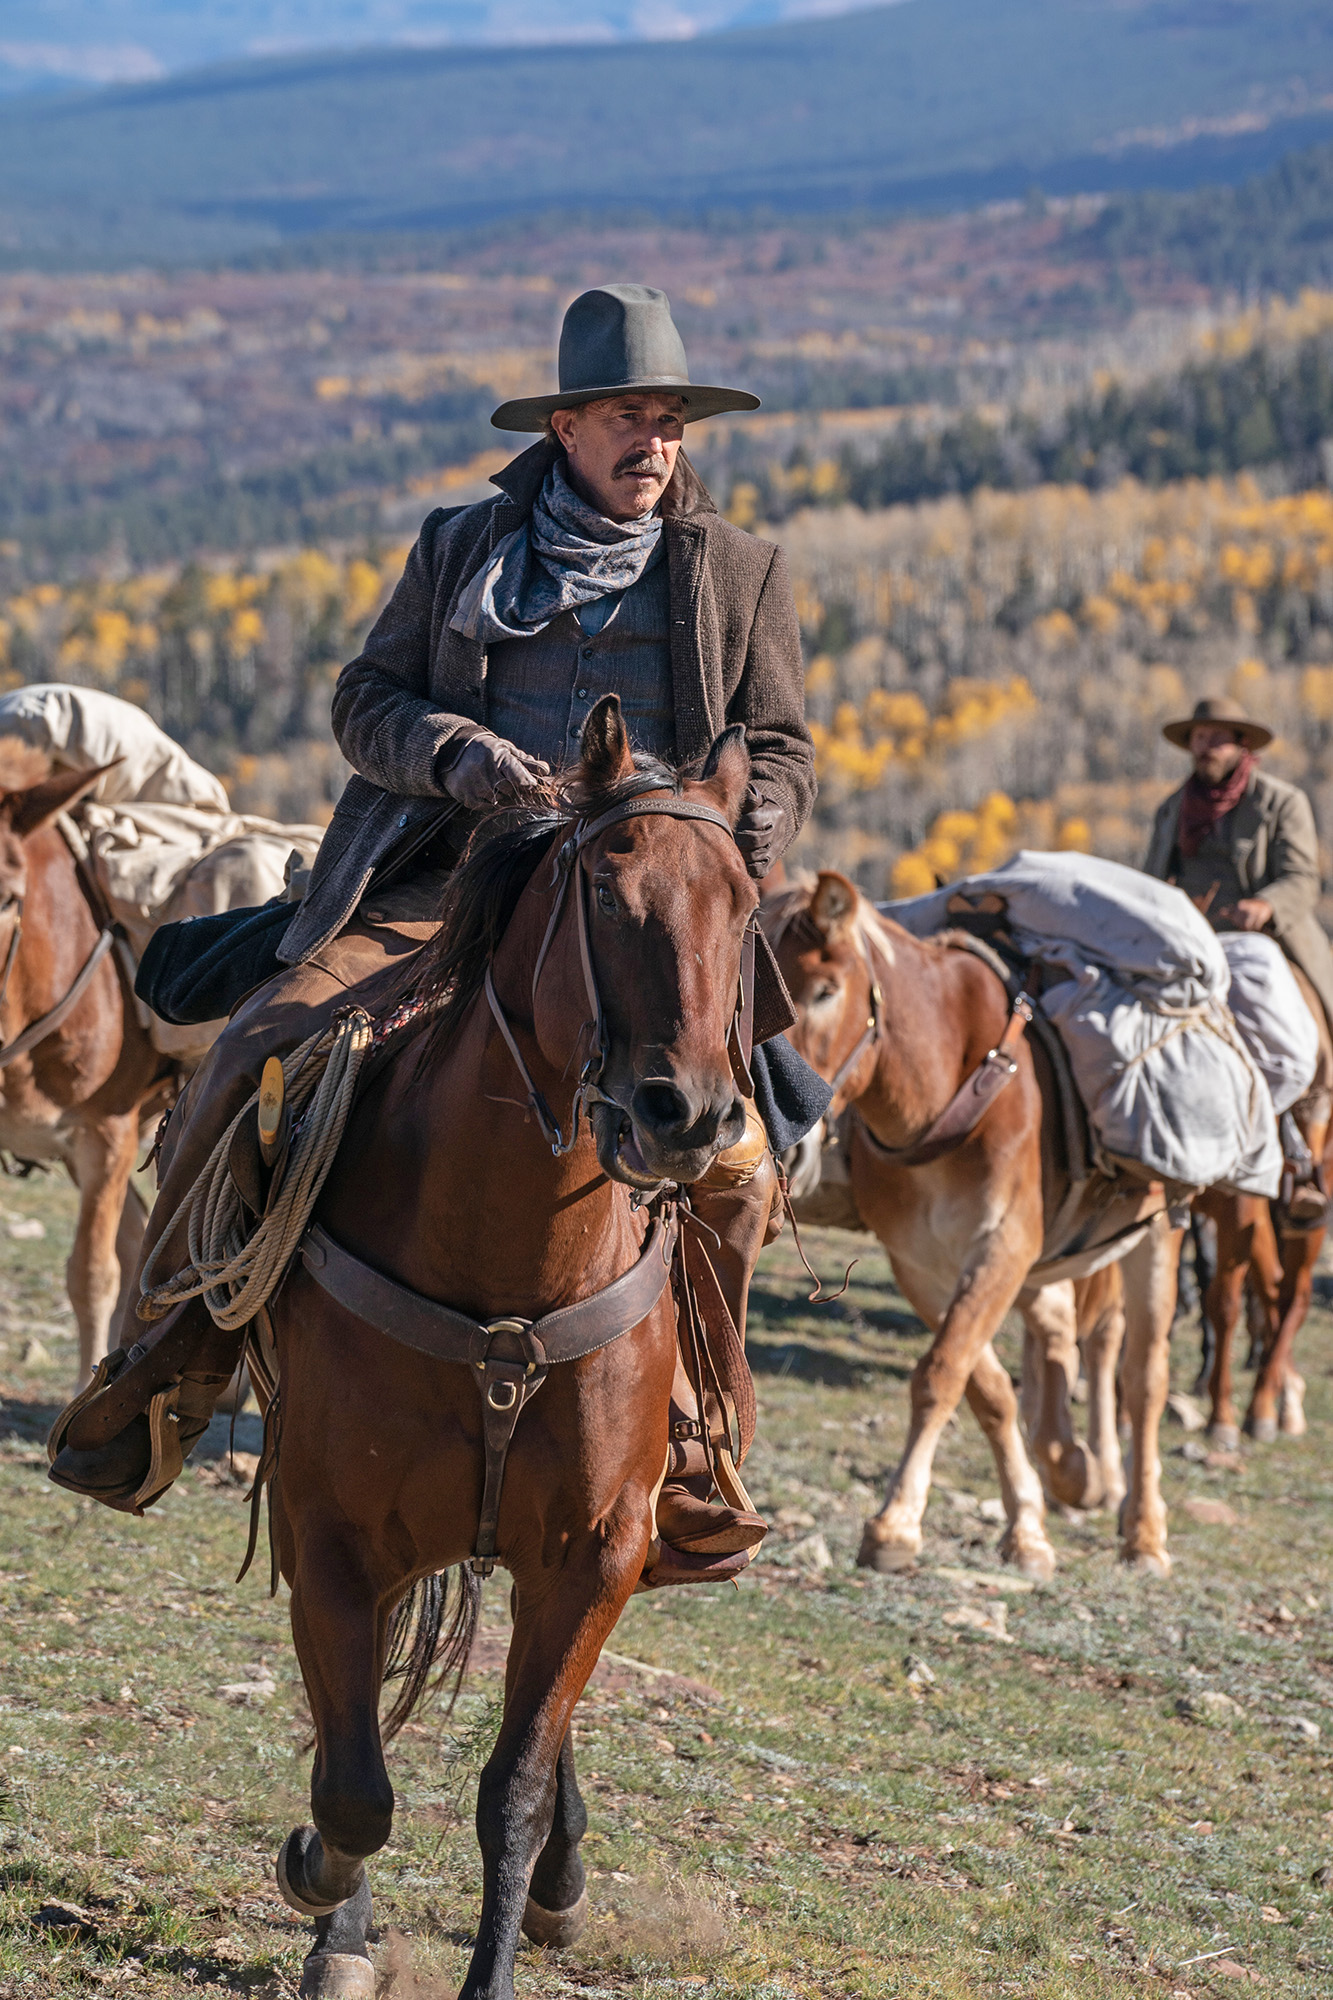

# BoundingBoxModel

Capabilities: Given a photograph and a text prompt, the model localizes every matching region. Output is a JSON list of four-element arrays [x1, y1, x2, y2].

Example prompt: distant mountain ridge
[[3, 0, 1333, 264], [0, 1, 895, 94]]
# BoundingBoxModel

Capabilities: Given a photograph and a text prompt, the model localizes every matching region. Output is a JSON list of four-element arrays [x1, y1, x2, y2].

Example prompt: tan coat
[[1144, 766, 1333, 1030]]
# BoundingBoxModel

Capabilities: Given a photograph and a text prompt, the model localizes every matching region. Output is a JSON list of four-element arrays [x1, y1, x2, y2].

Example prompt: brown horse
[[0, 756, 169, 1385], [764, 871, 1184, 1577], [257, 701, 758, 1999], [1197, 1169, 1326, 1448]]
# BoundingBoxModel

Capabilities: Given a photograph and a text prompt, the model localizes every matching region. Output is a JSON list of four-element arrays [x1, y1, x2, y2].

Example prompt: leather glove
[[735, 786, 793, 881], [437, 728, 549, 812]]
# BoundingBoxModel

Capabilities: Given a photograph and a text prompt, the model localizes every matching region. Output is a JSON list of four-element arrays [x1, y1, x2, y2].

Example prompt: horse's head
[[550, 697, 757, 1188], [761, 869, 882, 1116], [0, 758, 115, 921]]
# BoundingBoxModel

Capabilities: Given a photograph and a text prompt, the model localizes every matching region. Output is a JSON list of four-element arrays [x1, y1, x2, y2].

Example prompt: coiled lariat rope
[[138, 1007, 376, 1331]]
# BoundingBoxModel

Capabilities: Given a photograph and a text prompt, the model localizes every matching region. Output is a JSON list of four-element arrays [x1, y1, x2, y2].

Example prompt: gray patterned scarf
[[448, 457, 664, 645]]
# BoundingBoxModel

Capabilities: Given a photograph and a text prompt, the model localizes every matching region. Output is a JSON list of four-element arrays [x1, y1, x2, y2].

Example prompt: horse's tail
[[380, 1566, 481, 1741]]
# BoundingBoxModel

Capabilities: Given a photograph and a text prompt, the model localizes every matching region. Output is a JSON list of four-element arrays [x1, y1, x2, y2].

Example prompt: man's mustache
[[613, 450, 669, 478]]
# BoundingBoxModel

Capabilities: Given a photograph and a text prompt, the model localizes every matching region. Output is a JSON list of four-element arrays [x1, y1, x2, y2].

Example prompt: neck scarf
[[1177, 749, 1254, 858], [449, 458, 664, 645]]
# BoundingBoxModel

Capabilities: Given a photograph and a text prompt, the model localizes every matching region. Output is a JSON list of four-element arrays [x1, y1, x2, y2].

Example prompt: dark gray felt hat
[[490, 283, 760, 432]]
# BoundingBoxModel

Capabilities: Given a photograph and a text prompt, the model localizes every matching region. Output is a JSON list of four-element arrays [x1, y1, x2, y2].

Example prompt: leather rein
[[829, 919, 1035, 1169], [299, 788, 752, 1577]]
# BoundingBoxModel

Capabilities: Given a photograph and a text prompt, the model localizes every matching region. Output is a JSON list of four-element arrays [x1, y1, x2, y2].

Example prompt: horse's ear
[[579, 696, 635, 790], [699, 723, 749, 823], [1, 760, 121, 840], [810, 870, 858, 941]]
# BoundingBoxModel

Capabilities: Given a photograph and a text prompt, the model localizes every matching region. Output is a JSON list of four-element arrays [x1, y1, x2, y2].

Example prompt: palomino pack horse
[[251, 702, 761, 2000], [0, 754, 170, 1385], [763, 872, 1184, 1577]]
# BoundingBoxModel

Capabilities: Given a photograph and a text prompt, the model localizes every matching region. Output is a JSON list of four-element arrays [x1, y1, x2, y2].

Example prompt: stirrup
[[46, 1349, 129, 1466], [133, 1383, 186, 1514]]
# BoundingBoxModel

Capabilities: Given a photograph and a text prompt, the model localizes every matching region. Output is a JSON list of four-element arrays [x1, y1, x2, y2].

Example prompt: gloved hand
[[437, 727, 550, 812], [735, 786, 793, 881]]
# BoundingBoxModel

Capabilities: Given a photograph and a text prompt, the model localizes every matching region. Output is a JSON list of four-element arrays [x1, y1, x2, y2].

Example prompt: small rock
[[19, 1338, 49, 1367], [776, 1507, 816, 1530], [7, 1218, 45, 1241], [903, 1654, 935, 1687], [1177, 1439, 1209, 1463], [941, 1488, 980, 1517], [33, 1900, 94, 1935], [1284, 1716, 1321, 1741], [1310, 1863, 1333, 1889], [943, 1602, 1012, 1641], [216, 1666, 276, 1706], [1177, 1690, 1243, 1722], [1182, 1496, 1239, 1526], [1205, 1449, 1243, 1471], [785, 1532, 832, 1572], [1166, 1391, 1206, 1431], [977, 1497, 1006, 1523]]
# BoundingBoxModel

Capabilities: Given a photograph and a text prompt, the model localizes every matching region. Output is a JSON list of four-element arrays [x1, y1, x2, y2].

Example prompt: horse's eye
[[811, 982, 839, 1005], [595, 884, 618, 918]]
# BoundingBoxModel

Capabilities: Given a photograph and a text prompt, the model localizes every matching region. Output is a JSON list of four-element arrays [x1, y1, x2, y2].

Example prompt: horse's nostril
[[632, 1080, 694, 1136]]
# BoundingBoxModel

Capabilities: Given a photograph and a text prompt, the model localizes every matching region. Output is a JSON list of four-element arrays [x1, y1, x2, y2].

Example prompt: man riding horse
[[50, 284, 816, 1576], [1145, 694, 1333, 1223]]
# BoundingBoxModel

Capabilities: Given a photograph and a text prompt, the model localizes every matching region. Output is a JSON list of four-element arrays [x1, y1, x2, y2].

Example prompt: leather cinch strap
[[300, 1210, 679, 1575], [855, 988, 1034, 1169]]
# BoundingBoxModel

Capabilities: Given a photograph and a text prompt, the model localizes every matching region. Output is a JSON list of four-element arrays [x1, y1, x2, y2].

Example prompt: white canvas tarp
[[1218, 932, 1319, 1117], [0, 685, 322, 1064], [883, 849, 1283, 1197]]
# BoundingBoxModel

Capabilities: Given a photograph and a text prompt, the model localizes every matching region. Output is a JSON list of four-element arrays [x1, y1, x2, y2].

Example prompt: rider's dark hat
[[1162, 695, 1272, 752], [490, 284, 760, 432]]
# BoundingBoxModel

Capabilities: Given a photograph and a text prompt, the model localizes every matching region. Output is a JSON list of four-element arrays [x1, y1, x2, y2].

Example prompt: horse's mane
[[416, 751, 684, 1070]]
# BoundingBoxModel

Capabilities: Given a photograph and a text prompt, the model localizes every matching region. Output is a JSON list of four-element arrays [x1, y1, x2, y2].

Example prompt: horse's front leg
[[1248, 1223, 1321, 1441], [66, 1112, 139, 1388], [1118, 1214, 1182, 1576], [1080, 1265, 1127, 1513], [1202, 1196, 1254, 1451], [1018, 1280, 1096, 1511], [463, 1528, 646, 2000], [278, 1524, 396, 2000], [524, 1729, 590, 1946], [857, 1221, 1036, 1573], [963, 1339, 1055, 1579]]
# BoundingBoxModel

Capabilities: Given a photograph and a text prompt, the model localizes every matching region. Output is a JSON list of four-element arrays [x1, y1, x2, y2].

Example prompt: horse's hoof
[[1244, 1413, 1278, 1444], [1206, 1422, 1240, 1452], [299, 1952, 376, 1998], [276, 1829, 354, 1919], [856, 1524, 919, 1572], [1122, 1547, 1172, 1579], [1279, 1373, 1307, 1437], [522, 1889, 589, 1949], [999, 1529, 1057, 1582]]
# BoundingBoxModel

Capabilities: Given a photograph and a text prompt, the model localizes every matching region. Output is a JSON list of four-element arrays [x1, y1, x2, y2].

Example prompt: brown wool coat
[[281, 439, 814, 965], [1144, 765, 1333, 1030]]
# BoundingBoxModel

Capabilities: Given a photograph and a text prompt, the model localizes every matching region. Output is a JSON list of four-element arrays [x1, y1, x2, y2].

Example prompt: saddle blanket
[[883, 849, 1291, 1198], [0, 684, 322, 1065]]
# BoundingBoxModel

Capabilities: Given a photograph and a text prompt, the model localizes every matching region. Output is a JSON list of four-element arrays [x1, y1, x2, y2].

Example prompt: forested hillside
[[3, 1, 1333, 262]]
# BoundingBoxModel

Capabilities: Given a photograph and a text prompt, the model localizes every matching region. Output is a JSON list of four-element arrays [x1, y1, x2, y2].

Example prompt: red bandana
[[1177, 750, 1254, 859]]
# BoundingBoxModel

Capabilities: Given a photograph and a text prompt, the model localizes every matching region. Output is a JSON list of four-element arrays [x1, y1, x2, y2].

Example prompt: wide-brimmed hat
[[490, 283, 760, 433], [1162, 695, 1273, 752]]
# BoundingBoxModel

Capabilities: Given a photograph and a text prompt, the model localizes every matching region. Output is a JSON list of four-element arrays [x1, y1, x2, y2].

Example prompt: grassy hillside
[[4, 1, 1333, 261]]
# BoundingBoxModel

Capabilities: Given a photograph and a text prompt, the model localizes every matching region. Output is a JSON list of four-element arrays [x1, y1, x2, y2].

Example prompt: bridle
[[483, 789, 753, 1158], [825, 926, 885, 1108]]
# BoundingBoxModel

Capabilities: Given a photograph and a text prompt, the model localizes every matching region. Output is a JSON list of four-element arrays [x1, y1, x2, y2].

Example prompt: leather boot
[[648, 1138, 779, 1574], [1281, 1108, 1330, 1229]]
